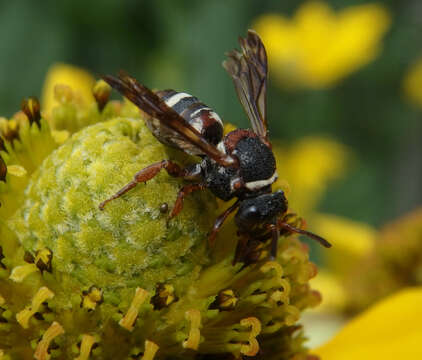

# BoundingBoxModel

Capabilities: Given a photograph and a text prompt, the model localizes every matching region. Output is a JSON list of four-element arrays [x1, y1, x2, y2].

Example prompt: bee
[[99, 30, 331, 262]]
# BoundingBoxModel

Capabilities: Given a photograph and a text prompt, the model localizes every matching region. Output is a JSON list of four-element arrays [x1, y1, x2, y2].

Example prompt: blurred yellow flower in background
[[314, 214, 375, 277], [253, 1, 391, 89], [310, 207, 422, 316], [309, 215, 376, 312], [273, 137, 349, 217], [403, 57, 422, 107], [41, 63, 95, 114], [340, 208, 422, 313], [314, 287, 422, 359]]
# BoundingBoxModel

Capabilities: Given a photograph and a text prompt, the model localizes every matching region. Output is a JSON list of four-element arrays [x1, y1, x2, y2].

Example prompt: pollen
[[6, 165, 27, 177], [9, 263, 38, 282], [284, 305, 300, 326], [119, 287, 149, 331], [151, 283, 177, 309], [214, 289, 238, 310], [141, 340, 159, 360], [261, 260, 283, 277], [239, 317, 261, 357], [34, 321, 65, 360], [16, 286, 54, 329], [270, 288, 289, 304], [183, 309, 201, 350], [34, 248, 53, 273], [75, 334, 97, 360], [81, 287, 103, 311], [261, 261, 291, 295]]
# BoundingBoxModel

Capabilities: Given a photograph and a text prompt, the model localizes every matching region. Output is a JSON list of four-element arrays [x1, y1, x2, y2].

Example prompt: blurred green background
[[0, 0, 421, 227]]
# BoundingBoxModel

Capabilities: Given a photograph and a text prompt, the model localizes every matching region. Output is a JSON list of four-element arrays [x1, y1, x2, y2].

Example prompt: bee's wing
[[223, 30, 269, 143], [103, 73, 236, 167]]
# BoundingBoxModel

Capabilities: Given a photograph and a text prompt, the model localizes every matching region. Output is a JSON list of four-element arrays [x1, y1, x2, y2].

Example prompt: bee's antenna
[[278, 222, 332, 248]]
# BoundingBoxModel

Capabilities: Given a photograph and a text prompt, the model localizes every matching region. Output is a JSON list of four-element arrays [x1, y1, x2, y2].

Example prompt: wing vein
[[103, 73, 235, 167]]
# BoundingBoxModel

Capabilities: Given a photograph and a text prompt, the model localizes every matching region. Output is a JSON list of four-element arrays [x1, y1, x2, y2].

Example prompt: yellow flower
[[273, 137, 349, 216], [253, 1, 391, 89], [309, 269, 347, 312], [0, 65, 322, 359], [7, 64, 418, 360], [314, 287, 422, 359], [41, 63, 96, 114], [312, 208, 422, 314], [403, 57, 422, 108], [308, 214, 376, 313], [314, 214, 375, 276]]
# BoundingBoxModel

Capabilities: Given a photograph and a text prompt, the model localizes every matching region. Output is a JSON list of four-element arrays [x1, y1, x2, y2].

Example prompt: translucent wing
[[223, 30, 269, 142], [103, 72, 236, 167]]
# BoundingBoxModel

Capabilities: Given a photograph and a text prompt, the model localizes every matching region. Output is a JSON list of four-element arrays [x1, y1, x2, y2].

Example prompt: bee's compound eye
[[242, 205, 260, 220], [246, 205, 258, 215], [235, 203, 261, 229]]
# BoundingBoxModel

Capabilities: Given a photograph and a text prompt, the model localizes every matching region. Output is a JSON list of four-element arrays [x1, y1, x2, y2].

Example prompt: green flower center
[[9, 118, 216, 293]]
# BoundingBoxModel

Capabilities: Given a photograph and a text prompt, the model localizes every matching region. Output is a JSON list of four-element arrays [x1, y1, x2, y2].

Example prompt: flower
[[314, 287, 422, 359], [309, 214, 376, 313], [272, 138, 349, 217], [340, 208, 422, 313], [309, 207, 422, 315], [0, 66, 322, 359], [315, 215, 375, 276], [252, 1, 391, 89], [41, 63, 96, 115], [403, 57, 422, 108]]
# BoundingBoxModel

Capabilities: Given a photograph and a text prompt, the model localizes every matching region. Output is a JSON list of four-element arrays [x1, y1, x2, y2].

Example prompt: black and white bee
[[100, 30, 331, 263]]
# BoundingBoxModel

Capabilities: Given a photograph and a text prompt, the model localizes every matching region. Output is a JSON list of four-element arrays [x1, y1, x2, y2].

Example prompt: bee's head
[[235, 190, 287, 230]]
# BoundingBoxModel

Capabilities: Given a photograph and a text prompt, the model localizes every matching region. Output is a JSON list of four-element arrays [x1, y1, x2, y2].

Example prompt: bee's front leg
[[170, 183, 206, 218], [208, 200, 240, 246]]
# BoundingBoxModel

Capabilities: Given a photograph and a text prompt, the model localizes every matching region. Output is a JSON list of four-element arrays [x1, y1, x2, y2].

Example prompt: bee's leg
[[270, 222, 279, 260], [99, 160, 190, 210], [208, 200, 240, 246], [237, 239, 263, 269], [170, 183, 206, 218], [233, 233, 249, 265]]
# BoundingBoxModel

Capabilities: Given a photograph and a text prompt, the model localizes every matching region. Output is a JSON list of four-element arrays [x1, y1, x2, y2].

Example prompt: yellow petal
[[310, 270, 346, 312], [314, 287, 422, 359], [41, 63, 95, 114], [253, 14, 303, 88], [403, 57, 422, 108], [326, 4, 391, 86], [51, 130, 70, 144], [274, 137, 348, 215], [252, 1, 391, 89], [314, 214, 376, 276]]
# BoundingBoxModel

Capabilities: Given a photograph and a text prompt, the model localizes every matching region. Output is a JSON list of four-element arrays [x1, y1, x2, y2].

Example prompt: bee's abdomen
[[157, 90, 224, 145]]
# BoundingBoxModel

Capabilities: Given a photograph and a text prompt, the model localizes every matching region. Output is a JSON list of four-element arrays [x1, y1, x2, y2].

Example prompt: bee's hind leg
[[99, 160, 196, 210]]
